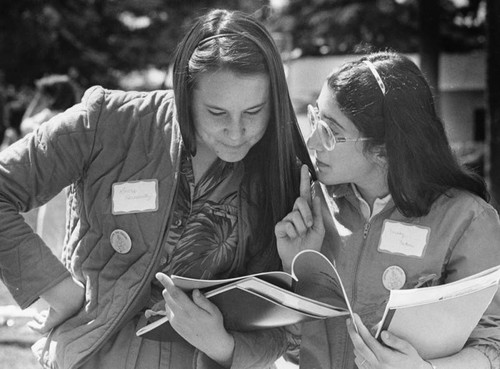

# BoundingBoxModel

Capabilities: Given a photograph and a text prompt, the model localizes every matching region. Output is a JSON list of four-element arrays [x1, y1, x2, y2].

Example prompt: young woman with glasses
[[275, 51, 500, 369]]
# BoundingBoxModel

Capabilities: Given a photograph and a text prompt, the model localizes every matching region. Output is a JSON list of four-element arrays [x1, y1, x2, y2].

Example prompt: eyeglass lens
[[308, 105, 335, 150]]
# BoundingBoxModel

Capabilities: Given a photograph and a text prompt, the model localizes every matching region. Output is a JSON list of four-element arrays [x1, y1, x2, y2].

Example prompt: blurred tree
[[266, 0, 486, 57], [0, 0, 268, 89], [418, 0, 439, 95]]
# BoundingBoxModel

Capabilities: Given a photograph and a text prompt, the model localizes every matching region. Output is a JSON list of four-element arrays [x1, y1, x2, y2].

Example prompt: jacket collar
[[325, 183, 396, 220]]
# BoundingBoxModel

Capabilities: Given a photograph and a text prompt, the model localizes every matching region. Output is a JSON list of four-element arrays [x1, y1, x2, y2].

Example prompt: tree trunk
[[486, 0, 500, 209], [418, 0, 440, 104]]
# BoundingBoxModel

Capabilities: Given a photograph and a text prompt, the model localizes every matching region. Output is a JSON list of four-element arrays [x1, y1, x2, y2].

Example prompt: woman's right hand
[[275, 165, 325, 272], [28, 275, 85, 334]]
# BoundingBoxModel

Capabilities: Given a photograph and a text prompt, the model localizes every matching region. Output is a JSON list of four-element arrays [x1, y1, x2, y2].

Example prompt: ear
[[372, 145, 388, 167]]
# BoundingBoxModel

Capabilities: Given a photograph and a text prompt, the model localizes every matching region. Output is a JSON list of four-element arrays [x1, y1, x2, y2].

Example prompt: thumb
[[192, 289, 217, 314], [156, 272, 174, 289], [380, 330, 414, 355]]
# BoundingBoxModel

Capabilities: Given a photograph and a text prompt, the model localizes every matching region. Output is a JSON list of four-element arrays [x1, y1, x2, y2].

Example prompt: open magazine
[[136, 248, 355, 341], [137, 180, 500, 351], [375, 264, 500, 359]]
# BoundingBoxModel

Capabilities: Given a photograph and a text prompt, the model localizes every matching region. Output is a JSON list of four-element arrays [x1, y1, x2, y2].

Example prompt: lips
[[222, 144, 245, 152], [315, 158, 329, 168]]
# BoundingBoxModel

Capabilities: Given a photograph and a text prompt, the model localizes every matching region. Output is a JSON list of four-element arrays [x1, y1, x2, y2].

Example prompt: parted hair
[[327, 51, 488, 217], [172, 9, 313, 270]]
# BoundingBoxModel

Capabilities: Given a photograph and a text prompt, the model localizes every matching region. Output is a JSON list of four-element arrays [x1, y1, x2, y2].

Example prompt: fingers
[[276, 195, 313, 239], [346, 315, 377, 365], [354, 354, 368, 368], [156, 273, 184, 314], [275, 208, 309, 239], [353, 314, 382, 353], [379, 330, 414, 355], [311, 195, 324, 234], [349, 315, 421, 368], [33, 309, 49, 324], [299, 164, 312, 206], [157, 273, 208, 318], [192, 289, 219, 315], [144, 308, 167, 319], [292, 196, 314, 227], [27, 320, 43, 333], [156, 272, 174, 289], [27, 308, 55, 334]]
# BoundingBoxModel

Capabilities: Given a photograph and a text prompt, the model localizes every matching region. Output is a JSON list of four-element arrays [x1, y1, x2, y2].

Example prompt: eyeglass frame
[[307, 104, 371, 151]]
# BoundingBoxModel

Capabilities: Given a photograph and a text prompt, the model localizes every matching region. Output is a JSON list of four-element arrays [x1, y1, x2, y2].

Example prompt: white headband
[[363, 60, 386, 95]]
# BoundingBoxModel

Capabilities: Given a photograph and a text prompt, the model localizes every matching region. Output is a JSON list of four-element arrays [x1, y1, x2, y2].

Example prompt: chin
[[217, 149, 249, 163], [316, 170, 337, 186]]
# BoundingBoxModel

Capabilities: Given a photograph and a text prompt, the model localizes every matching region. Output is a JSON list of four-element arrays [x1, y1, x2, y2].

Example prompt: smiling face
[[308, 83, 387, 193], [191, 69, 271, 163]]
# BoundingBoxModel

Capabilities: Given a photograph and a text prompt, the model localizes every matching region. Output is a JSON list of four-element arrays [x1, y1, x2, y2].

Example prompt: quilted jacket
[[0, 86, 287, 369]]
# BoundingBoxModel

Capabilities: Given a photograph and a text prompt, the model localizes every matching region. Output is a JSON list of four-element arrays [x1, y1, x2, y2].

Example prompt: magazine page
[[171, 270, 294, 291], [209, 286, 326, 330], [384, 264, 500, 308], [136, 284, 329, 339], [291, 249, 357, 330], [233, 277, 348, 317]]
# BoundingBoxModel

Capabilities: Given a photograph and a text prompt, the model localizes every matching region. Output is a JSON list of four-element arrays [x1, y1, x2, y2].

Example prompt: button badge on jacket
[[110, 229, 132, 254], [382, 265, 406, 290]]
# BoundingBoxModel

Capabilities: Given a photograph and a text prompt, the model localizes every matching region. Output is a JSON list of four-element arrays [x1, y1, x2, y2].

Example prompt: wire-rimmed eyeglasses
[[307, 104, 371, 151]]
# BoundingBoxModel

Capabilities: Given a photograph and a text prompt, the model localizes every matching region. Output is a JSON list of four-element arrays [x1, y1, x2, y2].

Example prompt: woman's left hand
[[156, 272, 235, 366], [347, 313, 430, 369]]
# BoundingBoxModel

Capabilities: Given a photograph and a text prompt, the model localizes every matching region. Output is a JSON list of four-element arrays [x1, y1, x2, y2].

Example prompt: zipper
[[342, 220, 371, 367], [363, 222, 371, 239], [340, 195, 396, 368], [351, 221, 370, 304]]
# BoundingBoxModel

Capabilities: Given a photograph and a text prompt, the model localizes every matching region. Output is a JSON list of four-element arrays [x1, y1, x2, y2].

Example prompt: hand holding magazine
[[136, 249, 355, 340], [375, 264, 500, 359]]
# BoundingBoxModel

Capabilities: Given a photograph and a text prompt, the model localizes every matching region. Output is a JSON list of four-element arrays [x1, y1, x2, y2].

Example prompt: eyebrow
[[206, 101, 267, 111], [315, 102, 345, 131]]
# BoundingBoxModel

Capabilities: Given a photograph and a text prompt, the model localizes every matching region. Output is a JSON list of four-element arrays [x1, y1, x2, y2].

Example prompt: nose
[[307, 127, 323, 151], [225, 116, 246, 142]]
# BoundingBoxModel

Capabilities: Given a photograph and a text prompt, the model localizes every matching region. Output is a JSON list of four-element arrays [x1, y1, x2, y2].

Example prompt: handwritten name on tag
[[378, 220, 430, 258], [112, 179, 158, 215]]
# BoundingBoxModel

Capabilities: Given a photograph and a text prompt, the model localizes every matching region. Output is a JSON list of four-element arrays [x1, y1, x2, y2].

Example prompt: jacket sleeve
[[230, 325, 300, 369], [445, 204, 500, 369], [0, 86, 103, 308], [193, 325, 300, 369]]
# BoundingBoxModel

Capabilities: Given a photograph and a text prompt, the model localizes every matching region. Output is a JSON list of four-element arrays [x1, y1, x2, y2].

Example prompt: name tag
[[378, 220, 430, 258], [112, 179, 158, 215]]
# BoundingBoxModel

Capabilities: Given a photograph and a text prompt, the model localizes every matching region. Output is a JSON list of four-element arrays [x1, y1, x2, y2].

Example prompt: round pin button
[[110, 229, 132, 254], [382, 265, 406, 290]]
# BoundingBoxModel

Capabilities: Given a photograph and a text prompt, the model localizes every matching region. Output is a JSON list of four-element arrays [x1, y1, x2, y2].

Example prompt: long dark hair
[[172, 9, 314, 268], [327, 51, 488, 217]]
